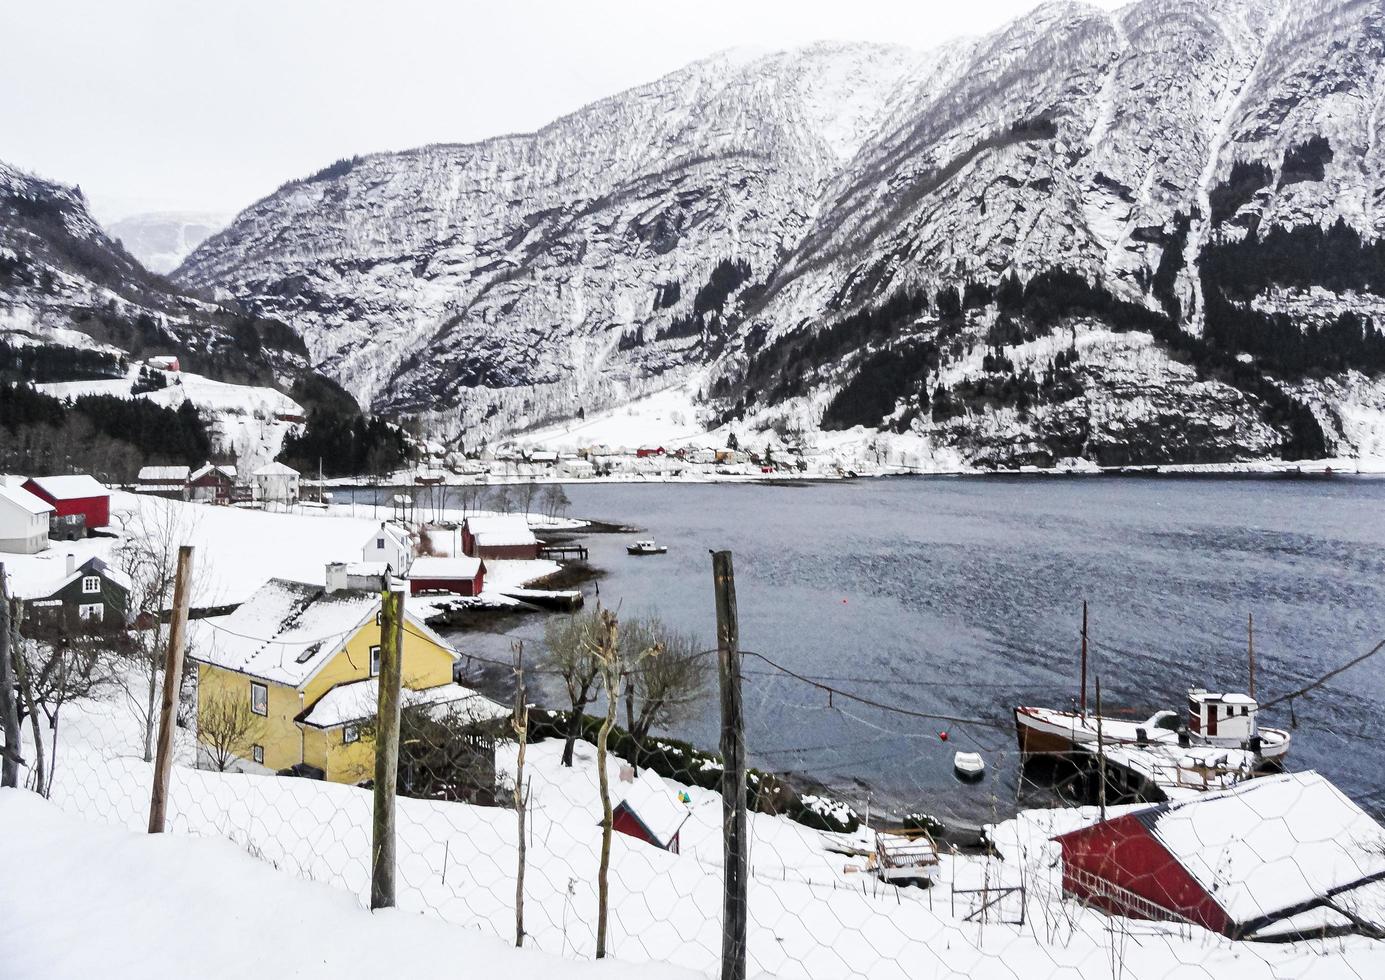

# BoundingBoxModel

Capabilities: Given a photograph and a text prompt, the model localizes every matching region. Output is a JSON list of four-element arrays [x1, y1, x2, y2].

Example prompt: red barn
[[1054, 771, 1385, 940], [460, 515, 539, 561], [608, 766, 690, 854], [23, 475, 111, 533], [408, 556, 485, 597]]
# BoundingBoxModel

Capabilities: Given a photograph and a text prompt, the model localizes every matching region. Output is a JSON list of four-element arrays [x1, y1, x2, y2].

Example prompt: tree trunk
[[560, 696, 587, 767], [13, 635, 44, 797], [595, 687, 616, 958]]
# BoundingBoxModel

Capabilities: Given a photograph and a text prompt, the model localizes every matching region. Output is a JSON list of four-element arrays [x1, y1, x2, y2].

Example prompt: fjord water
[[450, 477, 1385, 822]]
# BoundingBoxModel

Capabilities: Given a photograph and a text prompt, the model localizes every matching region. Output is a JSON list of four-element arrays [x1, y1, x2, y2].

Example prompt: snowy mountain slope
[[177, 0, 1385, 467], [106, 210, 229, 274]]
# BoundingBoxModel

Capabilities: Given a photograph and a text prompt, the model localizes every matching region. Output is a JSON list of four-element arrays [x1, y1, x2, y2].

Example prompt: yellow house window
[[250, 682, 268, 716], [343, 724, 360, 744], [251, 744, 264, 764], [369, 645, 381, 677]]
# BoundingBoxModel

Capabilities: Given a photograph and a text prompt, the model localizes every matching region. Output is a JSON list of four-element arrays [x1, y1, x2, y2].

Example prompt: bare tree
[[620, 614, 709, 764], [512, 641, 529, 948], [488, 484, 515, 514], [112, 500, 202, 761], [14, 625, 112, 795], [196, 687, 265, 771], [456, 481, 487, 517], [543, 610, 601, 767], [517, 481, 539, 519], [541, 483, 570, 520]]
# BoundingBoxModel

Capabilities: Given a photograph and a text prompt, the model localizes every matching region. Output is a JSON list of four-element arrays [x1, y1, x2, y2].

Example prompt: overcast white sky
[[1, 0, 1124, 220]]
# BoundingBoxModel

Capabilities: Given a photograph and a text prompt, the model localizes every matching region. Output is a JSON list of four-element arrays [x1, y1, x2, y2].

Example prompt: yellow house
[[190, 573, 503, 783]]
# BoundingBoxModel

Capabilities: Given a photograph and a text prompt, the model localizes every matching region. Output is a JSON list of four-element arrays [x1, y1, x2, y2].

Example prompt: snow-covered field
[[37, 364, 305, 472], [6, 672, 1382, 980]]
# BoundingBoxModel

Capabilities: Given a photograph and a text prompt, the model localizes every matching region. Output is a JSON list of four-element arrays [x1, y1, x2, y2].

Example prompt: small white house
[[253, 461, 300, 504], [361, 522, 414, 574], [0, 483, 54, 554]]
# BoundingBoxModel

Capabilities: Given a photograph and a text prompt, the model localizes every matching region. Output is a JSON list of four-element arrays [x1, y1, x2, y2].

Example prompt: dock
[[538, 543, 588, 562]]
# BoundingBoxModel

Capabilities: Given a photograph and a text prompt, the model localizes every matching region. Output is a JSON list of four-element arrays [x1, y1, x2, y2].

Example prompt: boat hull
[[1014, 706, 1290, 764]]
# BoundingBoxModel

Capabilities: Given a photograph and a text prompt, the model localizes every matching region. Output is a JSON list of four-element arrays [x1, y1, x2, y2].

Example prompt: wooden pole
[[1095, 673, 1107, 823], [712, 550, 747, 980], [1247, 612, 1256, 700], [1, 565, 22, 788], [512, 640, 528, 948], [148, 545, 194, 833], [371, 582, 406, 909], [1080, 601, 1089, 717]]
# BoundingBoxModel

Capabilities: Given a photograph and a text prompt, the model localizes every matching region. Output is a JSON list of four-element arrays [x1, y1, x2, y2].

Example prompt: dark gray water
[[357, 476, 1385, 821]]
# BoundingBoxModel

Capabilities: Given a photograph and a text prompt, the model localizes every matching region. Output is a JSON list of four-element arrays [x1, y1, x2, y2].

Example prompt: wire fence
[[6, 567, 1385, 980]]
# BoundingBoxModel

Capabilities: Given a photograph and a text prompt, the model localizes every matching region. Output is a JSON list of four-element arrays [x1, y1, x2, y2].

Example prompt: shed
[[460, 515, 539, 560], [23, 475, 110, 533], [0, 483, 53, 554], [1054, 771, 1385, 939], [408, 555, 485, 596], [610, 766, 691, 853]]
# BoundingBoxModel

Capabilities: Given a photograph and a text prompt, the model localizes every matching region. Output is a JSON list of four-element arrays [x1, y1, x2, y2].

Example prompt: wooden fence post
[[149, 545, 194, 833], [712, 550, 747, 980], [371, 581, 406, 910], [1, 564, 22, 789]]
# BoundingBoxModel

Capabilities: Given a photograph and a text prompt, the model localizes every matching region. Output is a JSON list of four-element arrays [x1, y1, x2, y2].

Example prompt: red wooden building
[[407, 556, 485, 597], [609, 766, 690, 854], [23, 475, 111, 533], [1054, 771, 1385, 940], [460, 515, 539, 561]]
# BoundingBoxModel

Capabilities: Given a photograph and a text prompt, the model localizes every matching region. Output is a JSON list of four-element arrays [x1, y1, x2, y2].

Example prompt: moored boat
[[627, 539, 668, 555], [953, 751, 985, 781]]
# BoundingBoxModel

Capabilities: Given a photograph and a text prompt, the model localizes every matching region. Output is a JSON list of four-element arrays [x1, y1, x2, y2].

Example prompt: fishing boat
[[627, 539, 668, 556], [1015, 688, 1291, 766], [953, 751, 986, 781]]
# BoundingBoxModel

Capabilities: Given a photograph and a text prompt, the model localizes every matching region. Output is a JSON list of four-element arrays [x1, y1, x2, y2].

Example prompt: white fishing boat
[[953, 751, 986, 781], [627, 539, 668, 556]]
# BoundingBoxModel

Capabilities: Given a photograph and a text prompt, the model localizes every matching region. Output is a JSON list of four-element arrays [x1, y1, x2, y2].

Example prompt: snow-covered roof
[[190, 462, 236, 482], [189, 577, 458, 689], [25, 474, 109, 499], [0, 483, 54, 516], [139, 465, 191, 482], [299, 678, 508, 729], [1139, 771, 1385, 929], [8, 555, 131, 601], [409, 556, 482, 580], [253, 462, 300, 477], [363, 523, 410, 549], [464, 514, 537, 547], [615, 766, 691, 847]]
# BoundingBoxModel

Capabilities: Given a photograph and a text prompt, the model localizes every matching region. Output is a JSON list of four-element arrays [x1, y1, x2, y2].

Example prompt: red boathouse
[[23, 475, 111, 532], [407, 555, 485, 597]]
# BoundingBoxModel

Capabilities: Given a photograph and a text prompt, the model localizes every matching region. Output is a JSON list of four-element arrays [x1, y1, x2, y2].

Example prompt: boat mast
[[1247, 612, 1256, 700], [1080, 601, 1089, 717], [1095, 673, 1106, 822]]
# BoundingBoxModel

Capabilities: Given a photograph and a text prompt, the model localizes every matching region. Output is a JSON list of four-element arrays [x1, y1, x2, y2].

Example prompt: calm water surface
[[363, 477, 1385, 822]]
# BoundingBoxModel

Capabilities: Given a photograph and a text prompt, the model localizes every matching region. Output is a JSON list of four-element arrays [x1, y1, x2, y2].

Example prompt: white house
[[253, 461, 300, 504], [0, 483, 54, 554], [361, 522, 414, 574]]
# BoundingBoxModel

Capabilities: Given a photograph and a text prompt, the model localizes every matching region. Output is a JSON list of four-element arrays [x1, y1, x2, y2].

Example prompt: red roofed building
[[23, 474, 111, 535], [460, 515, 539, 561], [408, 556, 485, 597]]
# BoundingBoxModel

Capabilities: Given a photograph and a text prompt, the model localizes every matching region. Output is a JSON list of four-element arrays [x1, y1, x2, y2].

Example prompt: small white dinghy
[[953, 751, 985, 781]]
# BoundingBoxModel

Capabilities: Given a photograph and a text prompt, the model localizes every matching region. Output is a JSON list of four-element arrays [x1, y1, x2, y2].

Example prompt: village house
[[460, 514, 539, 560], [361, 522, 414, 574], [253, 461, 300, 505], [8, 554, 130, 640], [611, 766, 692, 853], [408, 555, 485, 597], [22, 474, 111, 540], [187, 462, 237, 503], [136, 465, 192, 500], [1054, 770, 1385, 940], [190, 566, 503, 783], [0, 482, 53, 554]]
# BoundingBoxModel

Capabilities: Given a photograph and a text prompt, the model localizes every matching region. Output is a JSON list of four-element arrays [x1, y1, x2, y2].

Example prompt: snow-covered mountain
[[177, 0, 1385, 466], [106, 211, 229, 274]]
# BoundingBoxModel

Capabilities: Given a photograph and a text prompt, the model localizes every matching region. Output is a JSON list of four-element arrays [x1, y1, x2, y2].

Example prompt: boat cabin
[[1187, 689, 1258, 742]]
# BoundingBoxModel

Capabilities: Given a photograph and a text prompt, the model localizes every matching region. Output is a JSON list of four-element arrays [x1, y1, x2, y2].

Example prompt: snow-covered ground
[[6, 673, 1382, 980], [37, 363, 305, 473]]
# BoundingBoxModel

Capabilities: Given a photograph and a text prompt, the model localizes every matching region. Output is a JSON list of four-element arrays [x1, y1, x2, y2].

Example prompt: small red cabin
[[460, 515, 539, 561], [407, 556, 485, 597], [23, 475, 111, 532], [1054, 771, 1385, 940], [608, 767, 689, 854], [636, 447, 665, 458]]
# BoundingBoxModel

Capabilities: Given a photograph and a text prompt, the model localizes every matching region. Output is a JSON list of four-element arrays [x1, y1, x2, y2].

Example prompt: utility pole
[[149, 545, 194, 833], [512, 640, 528, 948], [1, 564, 22, 789], [712, 550, 746, 980], [1080, 601, 1089, 717], [371, 579, 406, 910], [1095, 673, 1107, 823], [1247, 612, 1256, 700]]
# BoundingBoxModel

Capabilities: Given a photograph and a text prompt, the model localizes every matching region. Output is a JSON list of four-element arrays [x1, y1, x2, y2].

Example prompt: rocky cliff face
[[177, 0, 1385, 466]]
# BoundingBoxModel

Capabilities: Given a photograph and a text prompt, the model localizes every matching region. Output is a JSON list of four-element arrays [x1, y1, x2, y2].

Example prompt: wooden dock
[[539, 543, 588, 561]]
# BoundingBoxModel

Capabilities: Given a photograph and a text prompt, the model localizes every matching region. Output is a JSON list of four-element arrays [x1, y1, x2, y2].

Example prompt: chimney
[[66, 553, 76, 576], [325, 562, 348, 594]]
